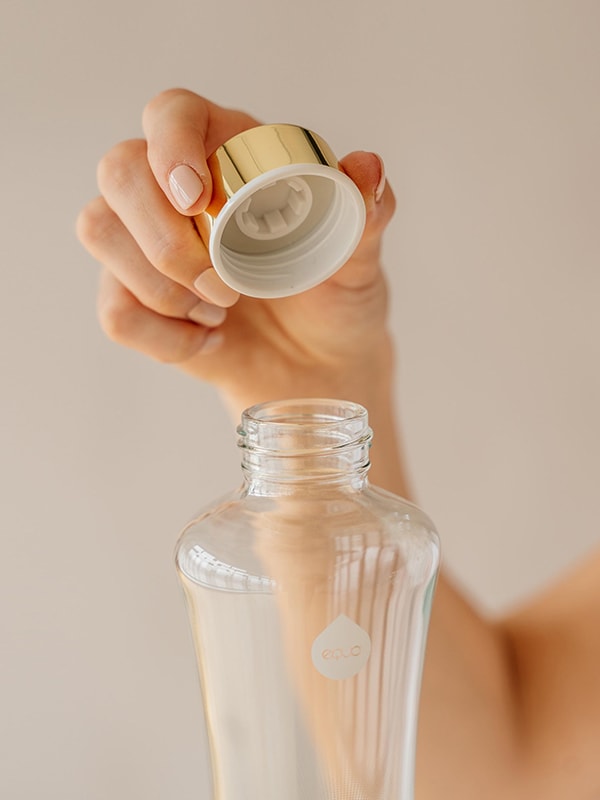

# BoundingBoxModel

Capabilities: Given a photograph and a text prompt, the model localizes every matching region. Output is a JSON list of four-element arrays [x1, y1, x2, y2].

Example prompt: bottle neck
[[237, 399, 372, 493]]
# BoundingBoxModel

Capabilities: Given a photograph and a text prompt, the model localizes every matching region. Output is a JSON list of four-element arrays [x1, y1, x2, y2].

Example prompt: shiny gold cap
[[213, 124, 338, 200], [206, 124, 366, 299]]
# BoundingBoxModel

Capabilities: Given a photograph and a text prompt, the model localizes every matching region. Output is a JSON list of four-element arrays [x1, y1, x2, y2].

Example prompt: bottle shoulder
[[175, 481, 439, 591], [178, 481, 437, 538], [362, 483, 439, 537]]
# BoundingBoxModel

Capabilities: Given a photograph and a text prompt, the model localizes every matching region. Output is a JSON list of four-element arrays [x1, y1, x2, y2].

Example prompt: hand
[[77, 89, 396, 418]]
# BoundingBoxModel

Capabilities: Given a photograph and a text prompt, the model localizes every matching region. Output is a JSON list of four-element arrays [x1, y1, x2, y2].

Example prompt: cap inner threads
[[234, 178, 312, 241], [210, 162, 366, 299]]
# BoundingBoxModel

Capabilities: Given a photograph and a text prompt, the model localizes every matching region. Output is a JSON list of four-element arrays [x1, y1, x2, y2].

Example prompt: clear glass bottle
[[176, 399, 440, 800]]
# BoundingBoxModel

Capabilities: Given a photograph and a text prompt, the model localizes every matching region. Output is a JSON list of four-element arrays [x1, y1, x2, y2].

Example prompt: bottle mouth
[[237, 399, 372, 456]]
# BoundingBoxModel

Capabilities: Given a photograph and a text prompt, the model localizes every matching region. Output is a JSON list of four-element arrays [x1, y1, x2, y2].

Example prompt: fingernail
[[199, 329, 225, 354], [374, 154, 386, 203], [168, 164, 204, 210], [188, 300, 227, 328], [193, 269, 240, 308]]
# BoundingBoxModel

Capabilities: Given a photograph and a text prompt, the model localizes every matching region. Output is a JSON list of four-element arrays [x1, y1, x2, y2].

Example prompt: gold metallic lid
[[205, 124, 366, 299]]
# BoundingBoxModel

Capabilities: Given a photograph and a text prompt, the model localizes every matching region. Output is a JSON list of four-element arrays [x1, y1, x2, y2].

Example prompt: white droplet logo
[[311, 614, 372, 680]]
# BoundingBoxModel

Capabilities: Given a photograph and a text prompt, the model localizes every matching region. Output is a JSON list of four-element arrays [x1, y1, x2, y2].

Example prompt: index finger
[[142, 89, 259, 215]]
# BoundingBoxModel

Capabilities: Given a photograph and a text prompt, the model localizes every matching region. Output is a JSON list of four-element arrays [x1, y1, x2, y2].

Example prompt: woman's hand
[[78, 89, 600, 800], [77, 89, 396, 418]]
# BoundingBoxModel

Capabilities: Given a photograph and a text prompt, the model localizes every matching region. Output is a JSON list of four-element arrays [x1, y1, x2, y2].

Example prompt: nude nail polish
[[193, 269, 240, 308], [198, 329, 225, 354], [188, 300, 228, 328], [374, 154, 386, 203], [169, 164, 204, 210]]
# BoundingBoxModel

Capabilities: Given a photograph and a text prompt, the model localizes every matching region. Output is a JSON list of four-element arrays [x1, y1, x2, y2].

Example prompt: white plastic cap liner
[[209, 163, 366, 299]]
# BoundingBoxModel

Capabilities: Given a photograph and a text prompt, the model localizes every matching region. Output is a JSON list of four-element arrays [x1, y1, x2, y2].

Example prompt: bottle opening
[[237, 399, 372, 461]]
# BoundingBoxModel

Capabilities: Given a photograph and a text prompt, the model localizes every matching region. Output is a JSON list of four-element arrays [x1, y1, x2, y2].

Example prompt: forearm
[[416, 576, 523, 798], [362, 372, 600, 798], [351, 370, 524, 798]]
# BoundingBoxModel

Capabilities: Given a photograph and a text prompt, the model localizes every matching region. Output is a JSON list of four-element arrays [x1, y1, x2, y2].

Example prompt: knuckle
[[76, 197, 118, 249], [154, 347, 181, 365], [97, 276, 209, 364], [149, 232, 192, 277], [99, 308, 131, 346], [97, 290, 135, 345], [161, 327, 207, 365], [96, 139, 146, 196], [151, 278, 192, 318], [142, 88, 194, 126]]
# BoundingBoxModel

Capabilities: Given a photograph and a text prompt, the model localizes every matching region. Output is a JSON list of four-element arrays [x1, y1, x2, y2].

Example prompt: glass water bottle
[[176, 399, 440, 800]]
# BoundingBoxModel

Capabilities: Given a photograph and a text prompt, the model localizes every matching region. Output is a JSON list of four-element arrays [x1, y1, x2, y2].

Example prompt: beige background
[[1, 1, 598, 797]]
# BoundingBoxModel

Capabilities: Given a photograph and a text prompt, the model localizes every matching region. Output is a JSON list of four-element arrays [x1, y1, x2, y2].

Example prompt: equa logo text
[[321, 645, 362, 660]]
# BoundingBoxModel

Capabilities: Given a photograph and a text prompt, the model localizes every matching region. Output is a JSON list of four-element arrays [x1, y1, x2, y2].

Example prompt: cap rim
[[208, 163, 366, 298]]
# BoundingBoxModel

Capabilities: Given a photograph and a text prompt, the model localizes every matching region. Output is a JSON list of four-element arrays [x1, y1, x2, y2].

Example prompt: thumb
[[339, 150, 396, 227], [330, 151, 396, 286]]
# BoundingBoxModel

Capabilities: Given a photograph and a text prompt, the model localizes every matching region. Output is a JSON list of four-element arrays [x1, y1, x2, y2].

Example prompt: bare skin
[[77, 89, 600, 799]]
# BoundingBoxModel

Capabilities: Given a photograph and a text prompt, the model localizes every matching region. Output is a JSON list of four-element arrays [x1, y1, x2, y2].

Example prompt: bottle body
[[175, 400, 439, 800]]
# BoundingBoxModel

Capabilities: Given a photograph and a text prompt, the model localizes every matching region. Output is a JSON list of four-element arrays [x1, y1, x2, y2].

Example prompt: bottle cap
[[206, 124, 366, 298]]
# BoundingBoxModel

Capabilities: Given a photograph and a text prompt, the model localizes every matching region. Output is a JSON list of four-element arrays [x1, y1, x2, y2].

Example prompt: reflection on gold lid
[[214, 124, 339, 199]]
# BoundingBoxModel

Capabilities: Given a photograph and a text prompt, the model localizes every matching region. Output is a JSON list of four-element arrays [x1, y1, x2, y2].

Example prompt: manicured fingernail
[[199, 329, 225, 354], [374, 154, 386, 203], [168, 164, 204, 210], [188, 300, 227, 328], [193, 269, 240, 308]]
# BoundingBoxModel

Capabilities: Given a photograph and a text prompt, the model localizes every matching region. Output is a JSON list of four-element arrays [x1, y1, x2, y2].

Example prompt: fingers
[[93, 138, 240, 309], [332, 151, 396, 288], [78, 90, 257, 371], [77, 195, 199, 320], [78, 195, 229, 360], [142, 88, 259, 215], [96, 138, 211, 291], [96, 270, 224, 363], [78, 194, 231, 326], [80, 86, 396, 378]]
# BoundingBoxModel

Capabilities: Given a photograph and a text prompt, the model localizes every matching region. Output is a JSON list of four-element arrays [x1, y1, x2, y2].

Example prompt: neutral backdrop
[[2, 1, 598, 797]]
